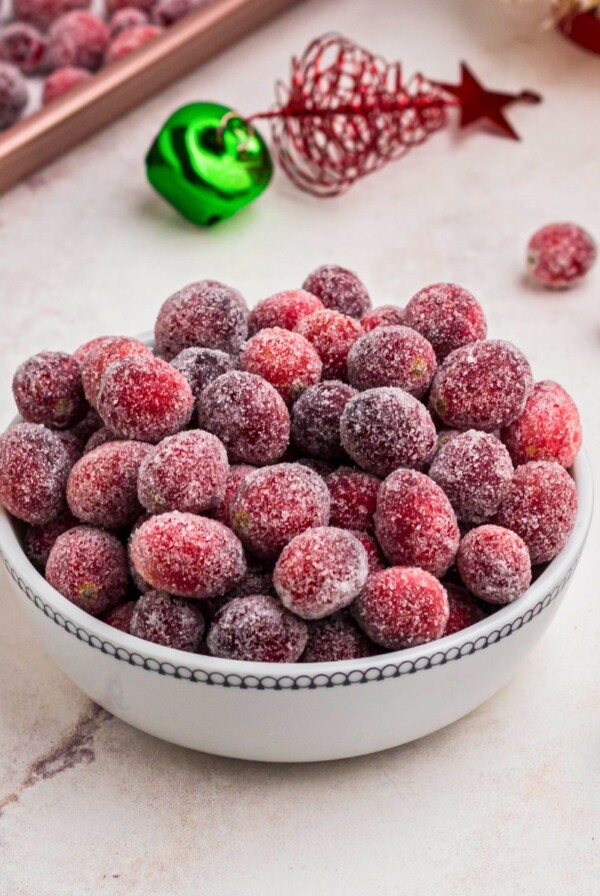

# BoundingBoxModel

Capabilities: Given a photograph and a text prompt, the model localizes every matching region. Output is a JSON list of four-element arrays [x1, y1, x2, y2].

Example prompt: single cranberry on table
[[0, 23, 46, 76], [47, 11, 110, 72], [295, 309, 363, 380], [105, 23, 162, 62], [501, 380, 582, 469], [170, 346, 235, 402], [291, 380, 357, 460], [360, 304, 404, 332], [457, 525, 532, 605], [239, 327, 322, 404], [43, 66, 92, 105], [12, 351, 86, 430], [46, 526, 129, 615], [302, 264, 371, 318], [130, 590, 205, 651], [527, 222, 596, 289], [0, 423, 71, 524], [81, 335, 152, 406], [302, 612, 375, 663], [0, 61, 28, 131], [207, 594, 308, 663], [347, 325, 437, 398], [403, 283, 487, 360], [248, 289, 324, 336], [326, 466, 380, 532]]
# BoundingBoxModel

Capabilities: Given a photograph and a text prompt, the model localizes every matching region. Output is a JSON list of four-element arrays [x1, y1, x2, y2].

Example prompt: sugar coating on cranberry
[[0, 23, 46, 76], [13, 351, 86, 430], [67, 440, 151, 528], [151, 0, 197, 26], [347, 325, 437, 398], [493, 461, 577, 565], [375, 469, 459, 577], [130, 511, 246, 598], [207, 595, 308, 663], [213, 463, 256, 527], [430, 340, 533, 432], [361, 304, 405, 333], [14, 0, 90, 30], [198, 370, 290, 466], [274, 527, 368, 620], [340, 387, 437, 477], [248, 289, 324, 336], [302, 612, 374, 663], [349, 530, 386, 574], [130, 590, 205, 651], [46, 526, 128, 615], [107, 0, 154, 13], [109, 7, 148, 36], [302, 264, 371, 318], [105, 23, 161, 62], [0, 423, 71, 524], [527, 223, 597, 289], [81, 336, 152, 406], [70, 407, 102, 443], [47, 12, 109, 71], [295, 309, 363, 380], [291, 380, 357, 459], [155, 280, 249, 360], [443, 583, 486, 635], [127, 513, 151, 593], [240, 327, 322, 404], [326, 467, 380, 532], [0, 61, 27, 130], [501, 380, 582, 469], [73, 335, 115, 364], [354, 567, 449, 650], [457, 525, 532, 605], [83, 426, 122, 453], [403, 283, 487, 360], [102, 600, 136, 633], [170, 347, 234, 402], [230, 463, 330, 559], [97, 354, 194, 443], [23, 511, 77, 570], [43, 65, 91, 104], [55, 430, 83, 465], [428, 430, 513, 523], [223, 557, 275, 601], [137, 430, 228, 515], [296, 457, 337, 479]]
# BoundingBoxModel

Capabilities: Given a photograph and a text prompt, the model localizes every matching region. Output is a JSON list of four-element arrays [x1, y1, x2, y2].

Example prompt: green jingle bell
[[145, 102, 273, 227]]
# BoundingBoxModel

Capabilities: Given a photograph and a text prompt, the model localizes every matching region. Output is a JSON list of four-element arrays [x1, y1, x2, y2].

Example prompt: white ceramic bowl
[[0, 441, 592, 762]]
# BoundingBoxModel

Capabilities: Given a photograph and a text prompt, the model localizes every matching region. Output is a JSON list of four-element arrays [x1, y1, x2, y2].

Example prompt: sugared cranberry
[[0, 61, 27, 130], [23, 511, 77, 569], [361, 304, 404, 332], [130, 511, 246, 598], [197, 371, 290, 465], [170, 346, 234, 401], [353, 567, 449, 649], [102, 599, 136, 632], [107, 0, 153, 12], [248, 289, 323, 336], [151, 0, 197, 26], [295, 457, 336, 478], [0, 423, 70, 524], [347, 325, 437, 398], [527, 223, 596, 289], [230, 463, 330, 559], [212, 464, 256, 526], [73, 335, 115, 364], [375, 469, 459, 577], [493, 461, 577, 564], [207, 595, 308, 663], [291, 380, 357, 459], [403, 283, 487, 360], [83, 426, 122, 453], [127, 513, 151, 593], [349, 530, 386, 574], [0, 23, 46, 76], [295, 309, 363, 380], [105, 23, 161, 62], [67, 440, 151, 528], [443, 583, 486, 635], [501, 380, 582, 468], [340, 387, 436, 477], [155, 280, 248, 359], [14, 0, 90, 30], [42, 65, 91, 104], [326, 466, 380, 532], [274, 527, 368, 620], [457, 525, 532, 604], [240, 327, 322, 404], [130, 590, 205, 651], [47, 12, 109, 71], [223, 557, 275, 601], [302, 612, 375, 662], [430, 340, 533, 431], [108, 7, 148, 36], [302, 264, 371, 318], [55, 430, 84, 465], [70, 407, 102, 443], [46, 526, 129, 615], [13, 351, 85, 430], [81, 336, 151, 406]]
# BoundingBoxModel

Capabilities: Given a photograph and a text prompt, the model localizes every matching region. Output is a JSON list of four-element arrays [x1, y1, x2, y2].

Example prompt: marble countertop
[[1, 0, 599, 892]]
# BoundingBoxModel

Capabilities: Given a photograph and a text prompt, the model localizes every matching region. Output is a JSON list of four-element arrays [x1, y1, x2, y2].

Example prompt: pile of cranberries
[[0, 265, 582, 664]]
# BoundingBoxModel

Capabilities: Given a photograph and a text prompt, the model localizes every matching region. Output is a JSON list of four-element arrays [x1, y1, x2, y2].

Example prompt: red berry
[[375, 469, 459, 577], [108, 7, 148, 36], [0, 61, 27, 130], [347, 325, 437, 398], [47, 12, 109, 71], [151, 0, 197, 26], [73, 335, 115, 364], [223, 557, 275, 601], [428, 430, 513, 523], [97, 354, 194, 443], [105, 23, 161, 62], [55, 430, 84, 465], [326, 466, 380, 532], [42, 65, 91, 104], [443, 583, 486, 635], [14, 0, 90, 30], [274, 527, 369, 620], [430, 340, 533, 432], [102, 600, 136, 632], [527, 222, 596, 289], [295, 309, 363, 380], [207, 595, 308, 663], [0, 423, 70, 524], [353, 567, 449, 650], [302, 612, 375, 662], [83, 426, 122, 453], [340, 387, 436, 477], [130, 590, 205, 651], [240, 327, 322, 404], [198, 370, 290, 466], [0, 23, 46, 75], [248, 289, 324, 336], [46, 526, 129, 615], [457, 525, 531, 605], [170, 347, 234, 402], [127, 513, 152, 593], [212, 463, 256, 526], [295, 457, 337, 478], [23, 511, 77, 569], [137, 430, 229, 514], [501, 380, 582, 468], [130, 511, 246, 598], [493, 461, 577, 565], [13, 351, 85, 430], [155, 280, 248, 360], [230, 463, 330, 559], [291, 380, 357, 459], [67, 440, 151, 528], [107, 0, 154, 13], [302, 264, 371, 318], [361, 304, 404, 332], [403, 283, 487, 360], [349, 530, 386, 575], [81, 336, 152, 406]]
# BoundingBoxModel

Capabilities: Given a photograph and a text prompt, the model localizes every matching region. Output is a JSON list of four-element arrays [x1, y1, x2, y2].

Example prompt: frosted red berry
[[0, 23, 46, 76], [67, 440, 151, 528], [109, 7, 148, 36], [137, 430, 229, 514], [170, 347, 234, 401], [302, 612, 375, 663], [70, 408, 102, 443], [213, 463, 256, 527], [107, 0, 153, 13], [105, 23, 161, 62], [428, 430, 513, 523], [240, 327, 322, 404], [295, 457, 337, 479], [295, 309, 363, 380], [347, 325, 437, 398], [73, 335, 115, 364], [527, 222, 596, 289], [0, 61, 27, 130], [349, 530, 386, 575], [430, 340, 533, 432], [223, 557, 275, 601], [302, 264, 371, 318], [403, 283, 487, 360], [493, 461, 577, 565], [55, 430, 84, 465], [360, 304, 404, 332], [291, 380, 357, 459], [130, 511, 246, 598], [13, 351, 85, 430], [42, 65, 91, 104], [457, 525, 532, 605], [501, 380, 582, 469], [151, 0, 196, 26], [155, 280, 248, 360], [248, 289, 324, 336], [443, 583, 486, 635], [97, 354, 194, 443], [46, 526, 128, 615], [198, 370, 290, 465], [13, 0, 90, 30], [340, 387, 437, 477], [230, 463, 330, 560], [47, 12, 109, 71], [274, 527, 369, 620], [23, 511, 77, 570], [127, 513, 151, 593], [0, 423, 70, 524], [130, 590, 205, 651], [83, 426, 122, 453], [326, 466, 380, 532], [81, 336, 151, 406], [102, 600, 136, 633], [375, 469, 459, 577], [353, 567, 449, 650], [207, 595, 308, 663]]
